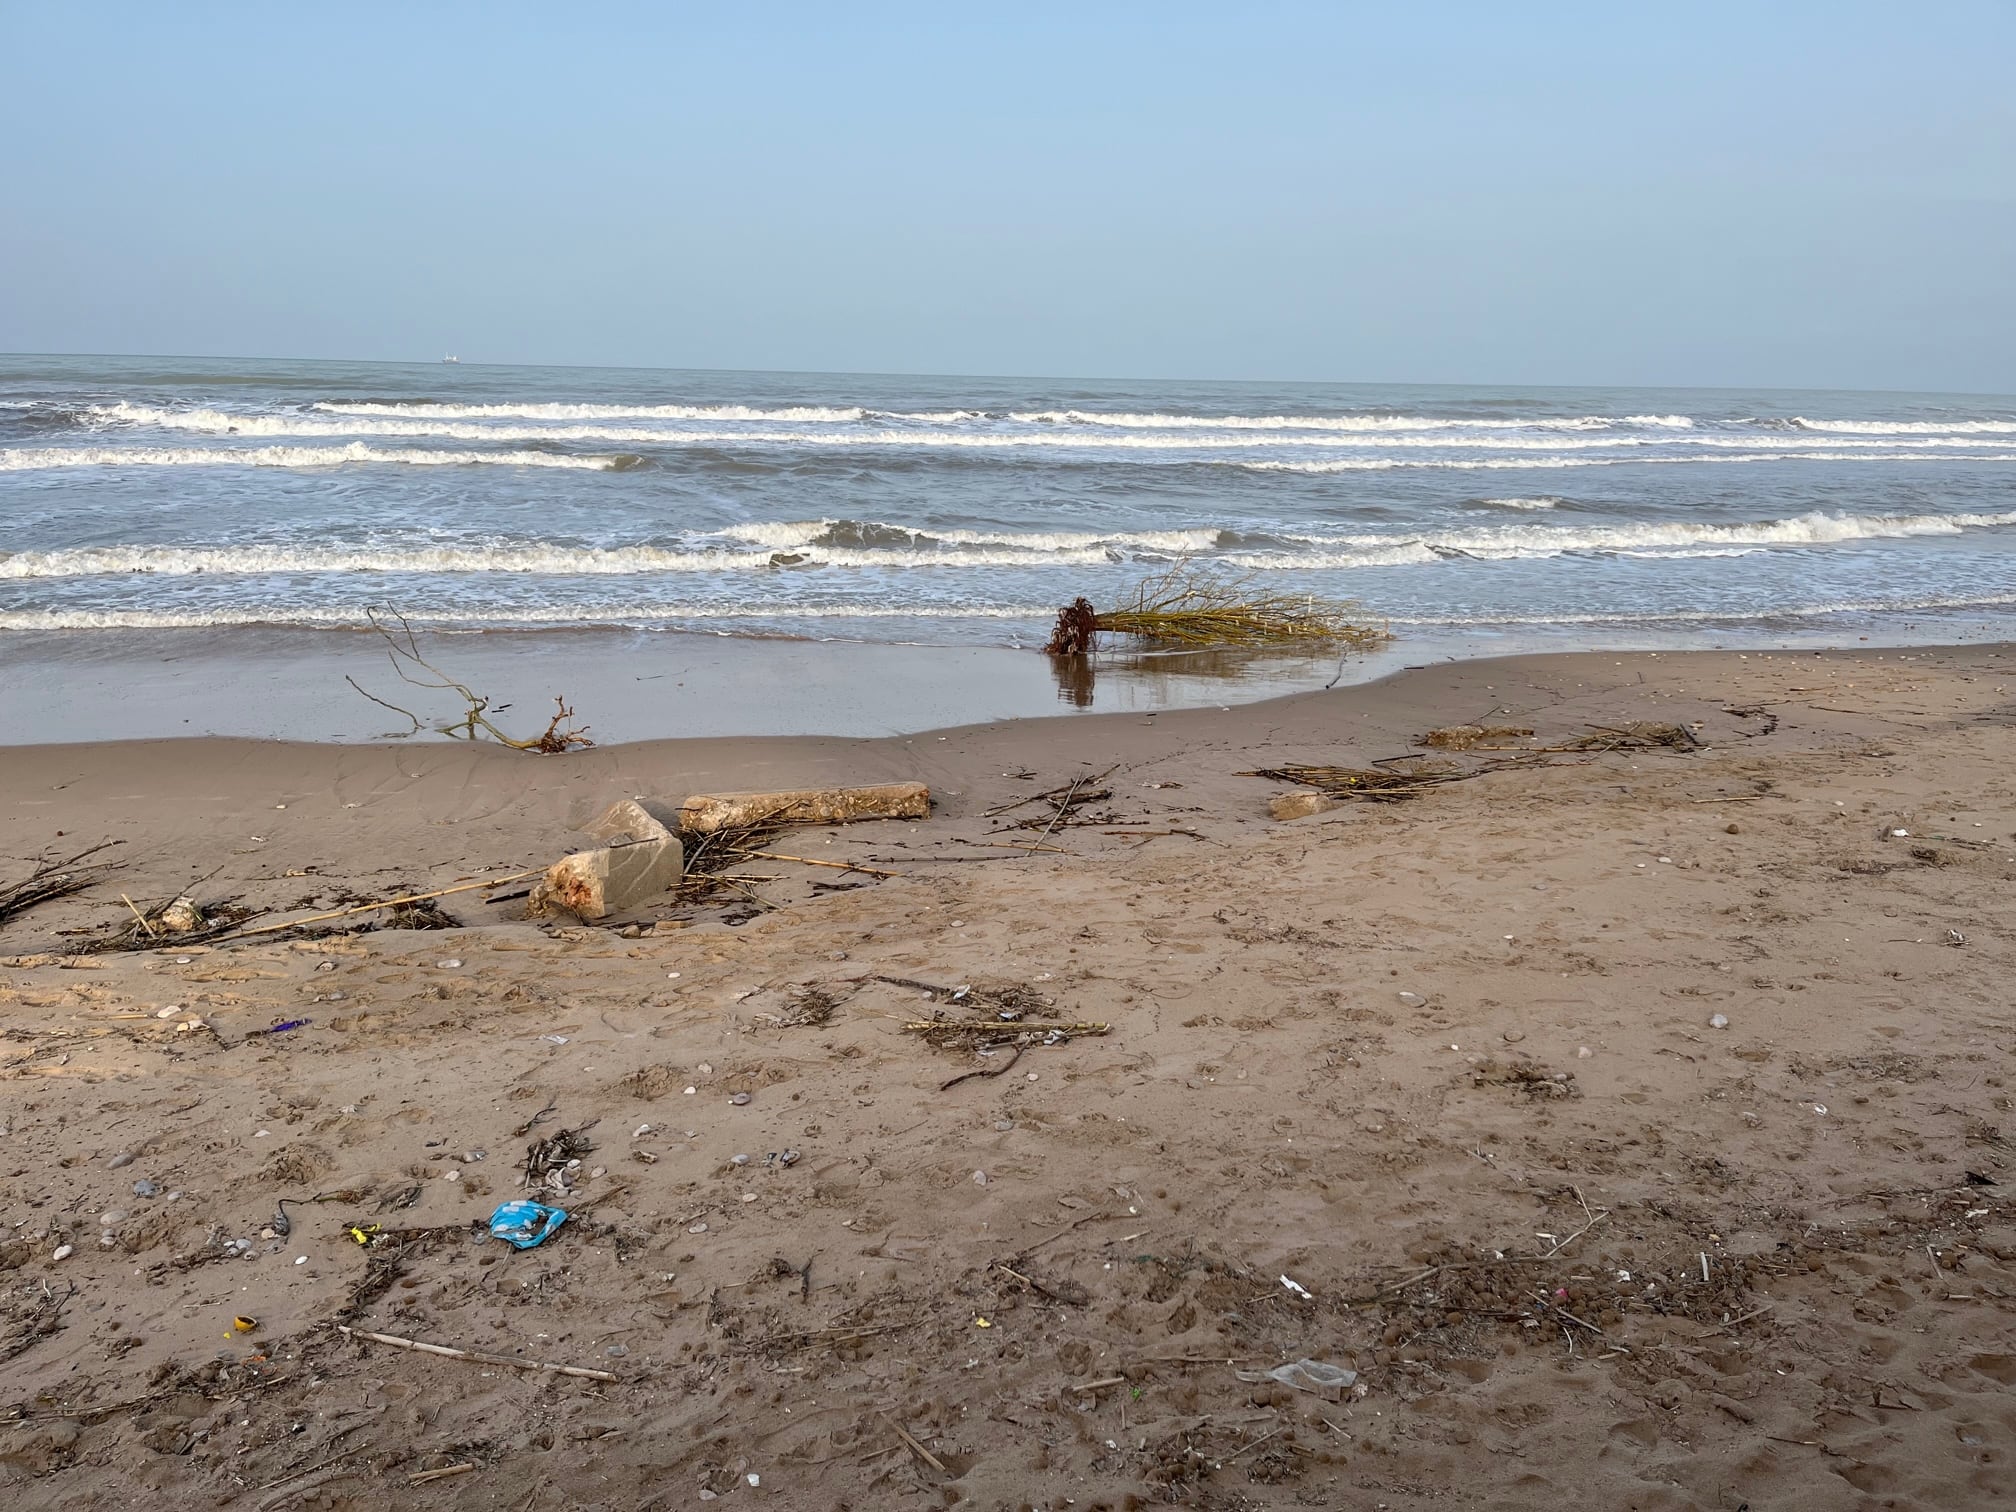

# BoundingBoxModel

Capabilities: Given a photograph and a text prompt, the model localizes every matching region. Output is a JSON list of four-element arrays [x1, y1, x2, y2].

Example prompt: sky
[[2, 2, 2012, 391]]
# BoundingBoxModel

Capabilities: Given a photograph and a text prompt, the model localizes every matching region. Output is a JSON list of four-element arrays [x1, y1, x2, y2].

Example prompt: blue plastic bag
[[488, 1199, 568, 1250]]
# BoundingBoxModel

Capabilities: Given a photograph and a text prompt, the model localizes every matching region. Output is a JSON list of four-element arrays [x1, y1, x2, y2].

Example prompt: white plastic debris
[[1279, 1274, 1313, 1300], [1708, 1013, 1729, 1029]]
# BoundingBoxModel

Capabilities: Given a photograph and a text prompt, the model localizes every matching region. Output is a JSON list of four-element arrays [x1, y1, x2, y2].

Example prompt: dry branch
[[346, 608, 593, 752], [1044, 565, 1388, 655]]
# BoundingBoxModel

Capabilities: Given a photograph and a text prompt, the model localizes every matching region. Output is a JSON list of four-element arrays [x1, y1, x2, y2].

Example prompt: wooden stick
[[120, 894, 158, 938], [408, 1464, 476, 1486], [1069, 1375, 1130, 1394], [1222, 1425, 1287, 1464], [726, 848, 902, 879], [226, 871, 543, 939], [887, 1418, 946, 1474], [1029, 773, 1091, 856], [337, 1325, 617, 1381]]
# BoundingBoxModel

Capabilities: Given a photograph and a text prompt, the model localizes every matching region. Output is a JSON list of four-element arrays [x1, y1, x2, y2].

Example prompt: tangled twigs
[[1042, 565, 1388, 655], [346, 608, 594, 752], [0, 842, 123, 926]]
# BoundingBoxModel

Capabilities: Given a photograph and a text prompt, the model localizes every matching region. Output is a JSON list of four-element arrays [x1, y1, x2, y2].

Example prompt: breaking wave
[[0, 444, 633, 473]]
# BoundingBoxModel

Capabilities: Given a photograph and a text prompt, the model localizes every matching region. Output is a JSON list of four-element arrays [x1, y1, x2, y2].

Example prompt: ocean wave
[[0, 540, 1118, 580], [1788, 416, 2016, 435], [0, 603, 1052, 632], [0, 443, 631, 473], [1385, 591, 2016, 627], [1477, 496, 1562, 510], [1003, 410, 1699, 432], [1246, 451, 2016, 473], [314, 399, 876, 422], [11, 508, 2005, 583], [717, 519, 1234, 554]]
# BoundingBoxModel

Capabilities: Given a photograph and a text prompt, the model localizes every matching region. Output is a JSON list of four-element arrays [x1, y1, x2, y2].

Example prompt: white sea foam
[[0, 540, 1116, 580], [315, 400, 874, 422], [11, 509, 2006, 584], [1479, 496, 1562, 510], [0, 443, 625, 473], [1788, 417, 2016, 435], [1246, 452, 2016, 473], [0, 603, 1050, 632]]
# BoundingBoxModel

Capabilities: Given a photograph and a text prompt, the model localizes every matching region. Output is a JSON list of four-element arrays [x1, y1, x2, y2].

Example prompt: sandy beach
[[3, 643, 2014, 1510]]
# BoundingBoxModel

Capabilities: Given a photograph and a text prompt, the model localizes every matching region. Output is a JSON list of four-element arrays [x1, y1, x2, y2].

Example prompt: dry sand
[[2, 644, 2014, 1510]]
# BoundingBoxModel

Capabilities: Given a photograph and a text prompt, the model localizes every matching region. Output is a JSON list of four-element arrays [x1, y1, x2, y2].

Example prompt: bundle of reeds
[[1043, 566, 1389, 655], [0, 843, 121, 928]]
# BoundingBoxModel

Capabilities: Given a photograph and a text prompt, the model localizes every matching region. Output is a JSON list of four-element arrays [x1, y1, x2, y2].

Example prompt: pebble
[[52, 1244, 74, 1261], [697, 1063, 713, 1074], [606, 1344, 628, 1358], [154, 1005, 181, 1019], [1726, 823, 1741, 835], [442, 1169, 460, 1181], [688, 1222, 709, 1234], [731, 1154, 751, 1166], [99, 1209, 128, 1227], [1708, 1013, 1730, 1029], [633, 1124, 653, 1139], [729, 1092, 751, 1106], [437, 959, 462, 969], [316, 961, 336, 972], [1501, 1030, 1525, 1044], [994, 1120, 1015, 1132], [740, 1193, 757, 1203], [1397, 991, 1424, 1006], [132, 1179, 160, 1198], [972, 1170, 989, 1186], [682, 1087, 696, 1096], [1576, 1046, 1593, 1059], [1026, 1072, 1039, 1082], [108, 1151, 135, 1169], [295, 1255, 308, 1266]]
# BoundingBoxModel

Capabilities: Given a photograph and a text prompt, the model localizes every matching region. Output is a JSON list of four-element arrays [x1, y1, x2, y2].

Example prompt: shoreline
[[6, 616, 2015, 746]]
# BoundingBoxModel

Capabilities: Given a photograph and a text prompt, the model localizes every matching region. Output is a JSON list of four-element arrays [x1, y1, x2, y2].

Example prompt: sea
[[3, 354, 2014, 738]]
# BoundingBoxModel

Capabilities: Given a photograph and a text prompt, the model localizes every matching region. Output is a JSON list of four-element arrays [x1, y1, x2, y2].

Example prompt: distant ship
[[442, 354, 460, 364]]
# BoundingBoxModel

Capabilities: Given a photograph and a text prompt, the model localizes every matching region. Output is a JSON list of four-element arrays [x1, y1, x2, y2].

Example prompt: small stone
[[108, 1151, 135, 1169], [688, 1222, 709, 1234], [633, 1125, 652, 1139], [606, 1344, 629, 1358], [443, 1169, 460, 1181], [1026, 1072, 1039, 1082], [437, 959, 463, 969], [731, 1154, 750, 1166], [589, 1166, 606, 1179], [972, 1170, 989, 1186], [461, 1150, 486, 1163], [1708, 1013, 1730, 1029], [1397, 991, 1424, 1006], [729, 1092, 751, 1106], [52, 1244, 74, 1261], [155, 1005, 181, 1018], [158, 896, 205, 932], [994, 1120, 1015, 1132], [741, 1193, 757, 1203], [1725, 823, 1740, 835], [295, 1255, 308, 1265], [682, 1086, 696, 1096], [697, 1063, 713, 1074], [1576, 1045, 1593, 1058], [1501, 1030, 1525, 1044], [132, 1179, 160, 1198]]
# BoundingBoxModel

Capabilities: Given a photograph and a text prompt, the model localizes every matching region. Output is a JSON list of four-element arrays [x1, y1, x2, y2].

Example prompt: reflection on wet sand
[[1049, 645, 1366, 710]]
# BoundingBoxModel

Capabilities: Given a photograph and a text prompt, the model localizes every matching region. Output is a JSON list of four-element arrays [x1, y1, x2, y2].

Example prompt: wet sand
[[3, 644, 2015, 1509]]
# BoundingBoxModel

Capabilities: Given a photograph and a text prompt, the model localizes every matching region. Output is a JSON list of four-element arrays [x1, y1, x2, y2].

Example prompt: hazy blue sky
[[3, 3, 2011, 389]]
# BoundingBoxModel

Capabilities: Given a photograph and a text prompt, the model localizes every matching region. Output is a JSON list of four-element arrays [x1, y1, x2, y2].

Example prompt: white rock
[[1708, 1013, 1730, 1029], [52, 1244, 74, 1261]]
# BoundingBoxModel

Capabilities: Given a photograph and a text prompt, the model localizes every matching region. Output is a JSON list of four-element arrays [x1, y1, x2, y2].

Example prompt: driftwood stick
[[226, 871, 543, 938], [337, 1325, 618, 1381], [407, 1464, 476, 1486], [887, 1417, 947, 1474], [725, 848, 903, 879]]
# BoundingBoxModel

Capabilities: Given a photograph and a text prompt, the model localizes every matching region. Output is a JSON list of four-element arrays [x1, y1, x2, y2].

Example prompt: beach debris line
[[345, 607, 594, 752], [1244, 759, 1483, 804], [0, 842, 123, 928], [1042, 565, 1389, 655]]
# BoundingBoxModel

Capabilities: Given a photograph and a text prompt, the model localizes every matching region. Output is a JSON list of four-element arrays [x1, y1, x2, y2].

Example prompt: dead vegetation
[[346, 608, 594, 752], [1043, 566, 1389, 655], [0, 843, 122, 929]]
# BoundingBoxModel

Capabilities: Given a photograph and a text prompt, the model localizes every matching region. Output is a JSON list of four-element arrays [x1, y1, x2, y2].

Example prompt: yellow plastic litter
[[232, 1315, 259, 1333], [974, 1317, 991, 1328], [347, 1223, 383, 1246]]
